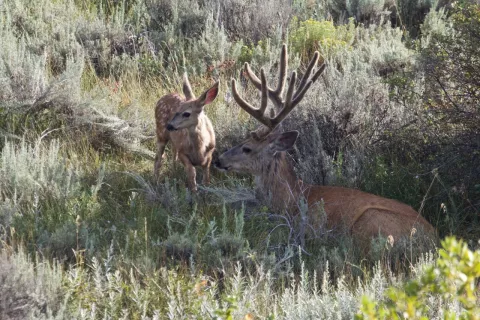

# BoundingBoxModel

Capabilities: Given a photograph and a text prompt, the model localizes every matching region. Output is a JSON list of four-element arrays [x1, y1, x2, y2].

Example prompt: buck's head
[[215, 44, 324, 175], [166, 75, 219, 131], [216, 127, 298, 174]]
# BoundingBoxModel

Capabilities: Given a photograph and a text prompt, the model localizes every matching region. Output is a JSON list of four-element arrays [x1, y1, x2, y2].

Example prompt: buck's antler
[[231, 44, 326, 130]]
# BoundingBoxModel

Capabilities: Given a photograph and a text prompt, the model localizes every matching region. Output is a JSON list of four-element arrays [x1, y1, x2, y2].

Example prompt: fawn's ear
[[197, 81, 219, 107], [182, 73, 195, 100], [269, 131, 299, 152]]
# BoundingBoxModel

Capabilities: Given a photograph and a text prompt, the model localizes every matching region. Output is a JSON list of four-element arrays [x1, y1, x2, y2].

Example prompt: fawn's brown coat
[[155, 75, 219, 192]]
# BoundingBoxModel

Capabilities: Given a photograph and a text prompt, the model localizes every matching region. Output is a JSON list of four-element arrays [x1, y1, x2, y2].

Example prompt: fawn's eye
[[182, 112, 191, 118], [242, 147, 252, 154]]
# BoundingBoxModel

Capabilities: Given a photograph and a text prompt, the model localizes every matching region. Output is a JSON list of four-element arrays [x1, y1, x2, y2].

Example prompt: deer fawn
[[154, 74, 219, 192], [215, 45, 435, 247]]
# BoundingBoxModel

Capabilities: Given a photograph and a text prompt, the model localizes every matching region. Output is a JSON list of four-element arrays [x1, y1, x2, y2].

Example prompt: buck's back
[[305, 185, 435, 240]]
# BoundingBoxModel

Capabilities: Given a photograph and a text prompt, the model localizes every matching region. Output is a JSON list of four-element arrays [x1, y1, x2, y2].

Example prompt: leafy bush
[[357, 237, 480, 319], [327, 0, 438, 36], [420, 2, 480, 136], [376, 2, 480, 238], [289, 17, 355, 62]]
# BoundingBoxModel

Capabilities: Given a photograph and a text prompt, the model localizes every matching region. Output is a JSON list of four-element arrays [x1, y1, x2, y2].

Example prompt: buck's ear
[[270, 131, 299, 152], [197, 81, 219, 107]]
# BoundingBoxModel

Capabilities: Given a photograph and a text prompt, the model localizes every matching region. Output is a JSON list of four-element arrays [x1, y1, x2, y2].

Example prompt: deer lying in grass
[[215, 45, 435, 246], [154, 74, 219, 192]]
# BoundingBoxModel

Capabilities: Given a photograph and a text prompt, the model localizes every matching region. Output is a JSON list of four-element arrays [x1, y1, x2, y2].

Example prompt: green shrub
[[388, 2, 480, 239], [357, 237, 480, 319], [289, 17, 355, 62], [420, 2, 480, 136]]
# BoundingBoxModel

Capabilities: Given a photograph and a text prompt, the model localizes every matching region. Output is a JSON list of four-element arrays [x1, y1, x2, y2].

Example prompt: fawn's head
[[215, 44, 325, 175], [167, 75, 219, 131]]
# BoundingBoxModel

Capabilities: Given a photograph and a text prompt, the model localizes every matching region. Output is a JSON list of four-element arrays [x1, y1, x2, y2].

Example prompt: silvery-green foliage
[[328, 0, 394, 24], [357, 0, 388, 19], [1, 47, 155, 158], [0, 21, 47, 102], [0, 0, 86, 104], [214, 0, 293, 42], [0, 248, 67, 319], [0, 138, 82, 203], [419, 6, 452, 48], [327, 0, 436, 34], [279, 265, 358, 319], [75, 18, 129, 77], [143, 0, 237, 77], [7, 241, 433, 319], [352, 19, 412, 74], [253, 39, 296, 71], [209, 98, 252, 152], [0, 242, 438, 319], [285, 22, 414, 186], [0, 198, 16, 236], [3, 0, 83, 75], [184, 13, 234, 75]]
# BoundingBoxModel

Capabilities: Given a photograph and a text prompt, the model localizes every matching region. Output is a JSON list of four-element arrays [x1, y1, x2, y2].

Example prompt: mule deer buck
[[215, 45, 435, 247], [154, 74, 219, 192]]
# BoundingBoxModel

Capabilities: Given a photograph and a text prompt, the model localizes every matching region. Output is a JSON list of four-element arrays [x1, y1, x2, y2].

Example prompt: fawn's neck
[[186, 113, 208, 149]]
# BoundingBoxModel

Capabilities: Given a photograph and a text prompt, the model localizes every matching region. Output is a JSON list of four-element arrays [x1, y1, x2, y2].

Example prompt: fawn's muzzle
[[166, 124, 177, 131]]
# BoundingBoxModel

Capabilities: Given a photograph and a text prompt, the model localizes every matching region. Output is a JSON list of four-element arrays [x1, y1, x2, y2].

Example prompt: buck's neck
[[255, 152, 305, 213]]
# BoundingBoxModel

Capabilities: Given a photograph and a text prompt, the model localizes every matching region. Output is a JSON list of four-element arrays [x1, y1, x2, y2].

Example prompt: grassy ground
[[1, 0, 479, 318]]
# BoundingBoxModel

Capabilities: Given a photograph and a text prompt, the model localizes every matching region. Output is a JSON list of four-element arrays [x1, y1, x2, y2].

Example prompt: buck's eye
[[242, 147, 252, 154], [182, 112, 191, 118]]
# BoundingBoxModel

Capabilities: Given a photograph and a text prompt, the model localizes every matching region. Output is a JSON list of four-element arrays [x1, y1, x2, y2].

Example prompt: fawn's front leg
[[178, 153, 197, 192], [202, 153, 213, 185], [154, 139, 167, 179]]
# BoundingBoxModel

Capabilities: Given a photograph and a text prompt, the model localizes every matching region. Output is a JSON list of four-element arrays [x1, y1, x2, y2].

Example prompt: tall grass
[[0, 0, 479, 318], [0, 241, 440, 319]]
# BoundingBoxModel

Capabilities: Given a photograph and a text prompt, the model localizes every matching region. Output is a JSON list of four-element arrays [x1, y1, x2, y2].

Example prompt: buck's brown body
[[154, 76, 219, 192], [215, 44, 435, 246], [256, 152, 434, 243]]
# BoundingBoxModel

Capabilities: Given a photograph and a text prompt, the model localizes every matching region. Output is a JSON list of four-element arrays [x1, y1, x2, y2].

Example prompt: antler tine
[[270, 53, 326, 127], [310, 62, 326, 84], [294, 51, 319, 100], [233, 44, 326, 132], [271, 71, 297, 127], [244, 62, 263, 91], [274, 44, 288, 96], [259, 69, 268, 115], [291, 63, 326, 107], [245, 46, 289, 110], [231, 74, 272, 128]]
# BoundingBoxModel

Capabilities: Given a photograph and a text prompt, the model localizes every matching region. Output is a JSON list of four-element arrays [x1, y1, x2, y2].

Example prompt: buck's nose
[[213, 158, 230, 171], [166, 124, 176, 131]]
